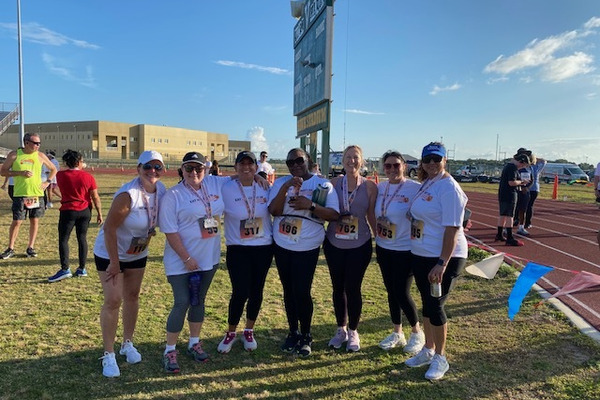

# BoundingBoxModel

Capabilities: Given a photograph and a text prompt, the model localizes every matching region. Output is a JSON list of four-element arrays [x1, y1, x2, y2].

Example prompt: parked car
[[541, 163, 589, 184], [405, 159, 419, 178]]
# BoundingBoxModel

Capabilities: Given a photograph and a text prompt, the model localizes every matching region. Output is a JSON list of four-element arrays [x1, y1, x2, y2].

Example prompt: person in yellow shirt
[[0, 133, 57, 258]]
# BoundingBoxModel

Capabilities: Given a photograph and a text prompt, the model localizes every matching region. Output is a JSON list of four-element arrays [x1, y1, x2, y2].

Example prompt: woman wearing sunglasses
[[268, 148, 339, 357], [323, 145, 377, 352], [404, 142, 468, 381], [374, 150, 425, 354], [94, 150, 166, 378]]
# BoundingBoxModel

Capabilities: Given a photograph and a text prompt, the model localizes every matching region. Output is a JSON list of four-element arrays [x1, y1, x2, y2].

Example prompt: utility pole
[[17, 0, 25, 146], [495, 133, 499, 161]]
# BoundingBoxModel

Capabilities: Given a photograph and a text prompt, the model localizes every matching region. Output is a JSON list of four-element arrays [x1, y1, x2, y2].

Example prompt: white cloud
[[0, 22, 99, 49], [343, 109, 385, 115], [429, 83, 461, 96], [541, 52, 595, 82], [247, 126, 269, 154], [42, 53, 97, 88], [486, 76, 509, 85], [215, 60, 290, 75], [585, 92, 597, 100]]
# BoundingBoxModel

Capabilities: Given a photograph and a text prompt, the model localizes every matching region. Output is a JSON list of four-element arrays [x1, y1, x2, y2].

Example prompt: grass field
[[0, 174, 598, 400]]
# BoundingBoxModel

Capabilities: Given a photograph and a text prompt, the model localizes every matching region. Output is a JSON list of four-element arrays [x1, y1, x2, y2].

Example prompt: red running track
[[464, 191, 600, 331]]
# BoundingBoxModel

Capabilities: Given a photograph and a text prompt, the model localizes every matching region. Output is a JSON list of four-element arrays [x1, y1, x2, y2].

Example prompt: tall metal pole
[[17, 0, 25, 146]]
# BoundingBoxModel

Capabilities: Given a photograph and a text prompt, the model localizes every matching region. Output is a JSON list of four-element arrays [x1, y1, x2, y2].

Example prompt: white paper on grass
[[465, 252, 505, 280]]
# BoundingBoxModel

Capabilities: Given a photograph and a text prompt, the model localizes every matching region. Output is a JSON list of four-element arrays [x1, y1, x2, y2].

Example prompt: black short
[[94, 255, 147, 272], [499, 201, 517, 217]]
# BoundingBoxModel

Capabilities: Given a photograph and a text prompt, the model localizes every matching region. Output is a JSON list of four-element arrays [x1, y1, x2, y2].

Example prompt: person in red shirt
[[48, 149, 103, 282]]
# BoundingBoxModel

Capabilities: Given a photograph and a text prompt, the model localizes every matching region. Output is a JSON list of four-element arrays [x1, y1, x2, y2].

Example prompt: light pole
[[74, 124, 77, 151], [17, 0, 25, 146]]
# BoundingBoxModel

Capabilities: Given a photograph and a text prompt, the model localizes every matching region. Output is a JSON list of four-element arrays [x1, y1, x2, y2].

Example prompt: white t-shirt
[[94, 177, 166, 262], [409, 176, 468, 258], [595, 162, 600, 177], [269, 175, 339, 251], [222, 179, 273, 246], [374, 179, 421, 251], [159, 176, 230, 276], [257, 161, 274, 175]]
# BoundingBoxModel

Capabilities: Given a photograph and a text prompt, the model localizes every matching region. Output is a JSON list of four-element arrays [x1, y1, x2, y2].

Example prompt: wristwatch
[[46, 179, 52, 183], [436, 258, 445, 266], [309, 202, 316, 211]]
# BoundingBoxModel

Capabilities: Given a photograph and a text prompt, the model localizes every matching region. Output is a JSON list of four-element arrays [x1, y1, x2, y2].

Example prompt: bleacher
[[0, 103, 19, 138]]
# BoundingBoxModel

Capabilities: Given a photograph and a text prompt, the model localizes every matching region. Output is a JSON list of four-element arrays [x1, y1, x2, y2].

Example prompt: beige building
[[1, 120, 237, 163]]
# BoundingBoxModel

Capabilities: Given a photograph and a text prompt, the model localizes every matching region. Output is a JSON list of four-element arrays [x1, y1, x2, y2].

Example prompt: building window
[[193, 141, 197, 145], [187, 140, 191, 145], [151, 138, 155, 143], [165, 139, 168, 143], [158, 139, 162, 143]]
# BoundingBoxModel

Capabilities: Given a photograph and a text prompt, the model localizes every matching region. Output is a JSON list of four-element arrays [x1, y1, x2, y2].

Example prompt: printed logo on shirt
[[20, 159, 35, 166]]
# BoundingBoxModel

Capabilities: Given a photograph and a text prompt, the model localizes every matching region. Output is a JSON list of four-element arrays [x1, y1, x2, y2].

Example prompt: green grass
[[0, 174, 598, 400]]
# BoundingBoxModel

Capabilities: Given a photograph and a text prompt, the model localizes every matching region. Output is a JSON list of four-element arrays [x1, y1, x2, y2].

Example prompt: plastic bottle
[[189, 272, 202, 306]]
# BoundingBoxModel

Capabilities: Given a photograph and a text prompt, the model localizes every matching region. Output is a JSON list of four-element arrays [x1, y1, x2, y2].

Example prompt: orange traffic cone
[[373, 170, 379, 184], [552, 174, 558, 200]]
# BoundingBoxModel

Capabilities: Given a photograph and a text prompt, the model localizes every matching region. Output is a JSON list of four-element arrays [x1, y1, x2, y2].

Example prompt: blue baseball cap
[[421, 143, 446, 158]]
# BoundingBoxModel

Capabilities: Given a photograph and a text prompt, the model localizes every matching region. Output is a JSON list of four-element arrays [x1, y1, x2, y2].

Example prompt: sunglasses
[[286, 157, 306, 167], [384, 163, 401, 170], [27, 140, 41, 146], [422, 155, 443, 164], [183, 164, 205, 173], [142, 163, 163, 171]]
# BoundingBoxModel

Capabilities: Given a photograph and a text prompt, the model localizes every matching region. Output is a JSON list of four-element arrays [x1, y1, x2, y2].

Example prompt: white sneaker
[[47, 202, 53, 208], [425, 353, 449, 380], [346, 329, 360, 352], [403, 331, 425, 355], [517, 227, 530, 236], [119, 340, 142, 364], [378, 331, 406, 351], [243, 329, 257, 351], [405, 347, 434, 368], [217, 332, 237, 354], [100, 352, 120, 378], [328, 327, 348, 349]]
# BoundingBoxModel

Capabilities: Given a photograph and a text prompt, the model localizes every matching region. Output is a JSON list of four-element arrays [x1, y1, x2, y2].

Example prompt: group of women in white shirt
[[93, 141, 468, 382]]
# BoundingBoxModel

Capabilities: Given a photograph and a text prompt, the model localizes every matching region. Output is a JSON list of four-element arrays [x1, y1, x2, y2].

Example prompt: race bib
[[376, 217, 396, 241], [24, 197, 40, 209], [335, 214, 359, 240], [240, 218, 265, 240], [279, 217, 302, 242], [410, 218, 424, 242], [126, 236, 150, 255], [199, 217, 220, 239]]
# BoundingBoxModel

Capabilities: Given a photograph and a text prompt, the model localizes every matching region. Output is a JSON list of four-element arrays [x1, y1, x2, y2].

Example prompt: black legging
[[376, 246, 419, 327], [225, 244, 273, 326], [58, 208, 91, 270], [274, 244, 320, 335], [411, 254, 466, 326], [323, 238, 372, 330], [525, 190, 539, 227]]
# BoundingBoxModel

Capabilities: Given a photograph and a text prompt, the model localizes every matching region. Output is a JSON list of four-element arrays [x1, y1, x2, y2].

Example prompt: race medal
[[240, 218, 265, 240], [126, 236, 150, 254], [335, 214, 359, 240], [376, 216, 396, 241], [24, 197, 40, 209], [279, 217, 302, 242], [200, 217, 219, 239], [410, 218, 424, 242]]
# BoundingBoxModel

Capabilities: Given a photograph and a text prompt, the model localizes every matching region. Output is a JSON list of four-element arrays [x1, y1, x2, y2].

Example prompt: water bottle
[[430, 282, 442, 298], [189, 272, 202, 306]]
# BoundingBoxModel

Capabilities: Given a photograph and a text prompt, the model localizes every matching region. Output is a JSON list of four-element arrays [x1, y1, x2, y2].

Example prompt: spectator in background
[[0, 133, 57, 259], [594, 161, 600, 203], [209, 160, 221, 176], [523, 151, 546, 230], [496, 153, 531, 246], [48, 150, 102, 282], [257, 151, 275, 184], [43, 151, 62, 208]]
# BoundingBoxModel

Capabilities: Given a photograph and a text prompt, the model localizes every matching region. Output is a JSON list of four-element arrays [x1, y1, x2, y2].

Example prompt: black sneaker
[[296, 333, 313, 357], [0, 248, 15, 259], [494, 235, 506, 242], [281, 331, 300, 353], [26, 247, 38, 258]]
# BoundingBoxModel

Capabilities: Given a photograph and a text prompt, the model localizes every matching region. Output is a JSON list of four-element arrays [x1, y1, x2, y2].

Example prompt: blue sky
[[0, 0, 599, 164]]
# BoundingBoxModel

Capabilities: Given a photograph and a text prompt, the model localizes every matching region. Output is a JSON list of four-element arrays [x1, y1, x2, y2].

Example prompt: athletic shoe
[[100, 352, 120, 378], [378, 331, 406, 351], [405, 347, 435, 368], [403, 331, 426, 355], [524, 224, 532, 229], [281, 331, 300, 353], [494, 234, 506, 242], [424, 354, 449, 380], [119, 340, 142, 364], [346, 329, 360, 352], [217, 332, 237, 354], [163, 350, 180, 373], [188, 342, 209, 362], [0, 248, 15, 259], [243, 329, 257, 351], [296, 333, 313, 357], [517, 227, 530, 236], [26, 247, 38, 258], [505, 238, 524, 246], [328, 327, 348, 349], [48, 269, 72, 283], [47, 202, 53, 208], [74, 268, 88, 277]]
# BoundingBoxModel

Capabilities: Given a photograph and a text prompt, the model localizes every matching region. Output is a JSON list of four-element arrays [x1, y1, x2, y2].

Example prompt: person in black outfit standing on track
[[496, 153, 531, 246]]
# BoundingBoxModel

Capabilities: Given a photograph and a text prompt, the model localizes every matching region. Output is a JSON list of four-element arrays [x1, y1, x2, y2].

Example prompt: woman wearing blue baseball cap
[[405, 142, 468, 381]]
